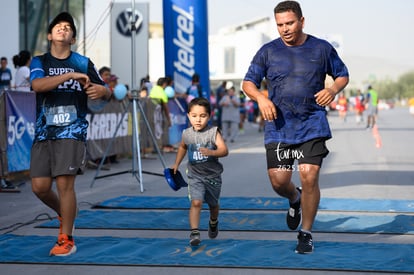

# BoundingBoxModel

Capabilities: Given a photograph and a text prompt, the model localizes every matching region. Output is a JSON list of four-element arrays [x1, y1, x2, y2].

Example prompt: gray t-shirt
[[219, 94, 240, 122], [182, 125, 223, 179]]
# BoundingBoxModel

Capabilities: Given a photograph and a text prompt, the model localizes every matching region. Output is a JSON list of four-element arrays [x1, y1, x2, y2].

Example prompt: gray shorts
[[188, 176, 222, 207], [367, 105, 378, 116], [30, 139, 86, 178]]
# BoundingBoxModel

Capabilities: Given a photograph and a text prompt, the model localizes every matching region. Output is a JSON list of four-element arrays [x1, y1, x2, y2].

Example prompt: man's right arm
[[242, 80, 277, 121]]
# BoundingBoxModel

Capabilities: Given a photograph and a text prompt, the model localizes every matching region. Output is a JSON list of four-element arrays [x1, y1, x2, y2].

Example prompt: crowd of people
[[0, 50, 32, 92], [328, 85, 379, 129]]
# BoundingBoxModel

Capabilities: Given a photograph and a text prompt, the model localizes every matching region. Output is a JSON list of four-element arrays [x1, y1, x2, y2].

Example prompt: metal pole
[[130, 0, 144, 192], [90, 1, 167, 192]]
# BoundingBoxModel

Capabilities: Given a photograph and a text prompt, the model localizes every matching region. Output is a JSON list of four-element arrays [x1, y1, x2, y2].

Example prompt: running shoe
[[49, 234, 77, 256], [295, 230, 314, 254], [189, 230, 201, 246], [208, 220, 219, 239], [286, 187, 302, 230]]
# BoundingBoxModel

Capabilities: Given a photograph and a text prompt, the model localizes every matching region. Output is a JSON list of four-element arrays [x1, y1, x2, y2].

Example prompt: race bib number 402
[[45, 105, 77, 126]]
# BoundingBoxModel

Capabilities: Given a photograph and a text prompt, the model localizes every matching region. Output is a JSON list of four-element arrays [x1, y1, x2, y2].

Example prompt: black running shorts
[[265, 138, 329, 169]]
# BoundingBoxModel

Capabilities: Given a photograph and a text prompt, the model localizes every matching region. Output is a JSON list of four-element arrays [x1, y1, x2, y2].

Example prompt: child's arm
[[172, 139, 187, 173], [31, 72, 90, 93], [199, 131, 228, 158]]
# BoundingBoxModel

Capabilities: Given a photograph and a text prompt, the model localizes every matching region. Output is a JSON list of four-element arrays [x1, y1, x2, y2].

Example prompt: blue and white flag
[[163, 0, 210, 99]]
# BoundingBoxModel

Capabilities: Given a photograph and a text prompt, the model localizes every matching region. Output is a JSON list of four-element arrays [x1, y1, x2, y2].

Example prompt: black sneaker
[[295, 230, 314, 254], [286, 187, 302, 230], [208, 220, 219, 239], [189, 230, 201, 246], [0, 179, 19, 192]]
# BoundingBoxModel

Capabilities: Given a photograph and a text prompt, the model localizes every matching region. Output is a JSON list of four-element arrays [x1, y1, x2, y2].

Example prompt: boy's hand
[[199, 147, 210, 156], [85, 84, 109, 100], [71, 72, 90, 87], [171, 165, 179, 174]]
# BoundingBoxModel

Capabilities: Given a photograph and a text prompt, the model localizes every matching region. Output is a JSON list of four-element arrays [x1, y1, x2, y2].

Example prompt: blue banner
[[5, 91, 35, 172], [162, 0, 210, 98], [168, 97, 188, 145]]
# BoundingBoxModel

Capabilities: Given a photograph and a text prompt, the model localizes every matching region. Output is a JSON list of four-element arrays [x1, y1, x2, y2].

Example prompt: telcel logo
[[172, 4, 195, 80], [116, 8, 143, 37]]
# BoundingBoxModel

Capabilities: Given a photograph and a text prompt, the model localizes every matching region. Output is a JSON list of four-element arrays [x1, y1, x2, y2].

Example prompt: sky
[[141, 0, 414, 68]]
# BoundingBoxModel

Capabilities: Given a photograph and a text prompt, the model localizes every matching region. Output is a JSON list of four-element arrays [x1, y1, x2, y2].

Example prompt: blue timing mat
[[38, 210, 414, 234], [93, 196, 414, 213], [0, 234, 412, 273]]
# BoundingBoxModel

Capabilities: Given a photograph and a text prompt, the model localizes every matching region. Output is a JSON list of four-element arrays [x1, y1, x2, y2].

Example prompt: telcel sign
[[163, 0, 210, 98]]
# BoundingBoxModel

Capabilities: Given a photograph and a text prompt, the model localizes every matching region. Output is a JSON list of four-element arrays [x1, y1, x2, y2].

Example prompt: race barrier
[[0, 90, 187, 176]]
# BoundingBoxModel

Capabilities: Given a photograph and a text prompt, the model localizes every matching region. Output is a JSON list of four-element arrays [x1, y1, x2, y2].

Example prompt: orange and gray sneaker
[[49, 234, 77, 256]]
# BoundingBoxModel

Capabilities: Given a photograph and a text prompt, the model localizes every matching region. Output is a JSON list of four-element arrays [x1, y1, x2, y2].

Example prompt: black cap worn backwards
[[48, 12, 77, 38]]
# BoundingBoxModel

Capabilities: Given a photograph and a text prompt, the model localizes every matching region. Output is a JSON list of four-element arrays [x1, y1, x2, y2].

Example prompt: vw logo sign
[[116, 8, 143, 37]]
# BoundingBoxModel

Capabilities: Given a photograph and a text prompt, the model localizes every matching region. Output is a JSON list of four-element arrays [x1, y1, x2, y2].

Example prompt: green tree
[[370, 71, 414, 100], [398, 71, 414, 98]]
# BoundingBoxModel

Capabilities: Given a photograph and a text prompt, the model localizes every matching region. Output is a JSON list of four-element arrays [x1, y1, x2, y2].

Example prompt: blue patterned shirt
[[30, 52, 104, 142], [244, 35, 349, 144]]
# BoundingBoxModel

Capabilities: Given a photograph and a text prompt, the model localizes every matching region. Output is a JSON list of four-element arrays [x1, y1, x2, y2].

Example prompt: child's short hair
[[188, 97, 211, 115]]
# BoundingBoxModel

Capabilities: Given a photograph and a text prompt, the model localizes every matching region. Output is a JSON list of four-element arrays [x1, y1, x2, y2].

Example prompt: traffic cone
[[372, 125, 382, 148]]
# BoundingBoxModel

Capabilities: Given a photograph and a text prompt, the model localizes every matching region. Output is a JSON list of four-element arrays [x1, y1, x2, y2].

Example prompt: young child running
[[172, 97, 228, 246], [30, 12, 111, 256]]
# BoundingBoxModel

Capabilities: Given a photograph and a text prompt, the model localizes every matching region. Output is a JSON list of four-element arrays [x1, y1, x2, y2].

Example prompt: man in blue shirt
[[242, 0, 349, 254]]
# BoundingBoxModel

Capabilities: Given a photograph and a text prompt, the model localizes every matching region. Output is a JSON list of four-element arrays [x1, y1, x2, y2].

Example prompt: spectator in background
[[219, 86, 240, 143], [0, 57, 12, 91], [337, 92, 348, 122], [139, 85, 148, 98], [186, 73, 203, 103], [215, 80, 227, 128], [408, 97, 414, 115], [365, 85, 378, 129], [13, 50, 32, 92], [354, 89, 365, 124], [209, 89, 219, 126], [98, 66, 111, 86], [141, 74, 153, 92], [149, 77, 172, 151], [165, 76, 175, 99]]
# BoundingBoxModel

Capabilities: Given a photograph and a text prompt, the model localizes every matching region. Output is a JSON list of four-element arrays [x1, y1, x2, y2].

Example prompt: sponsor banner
[[163, 0, 210, 98], [5, 91, 35, 172], [0, 93, 164, 174], [86, 98, 132, 160]]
